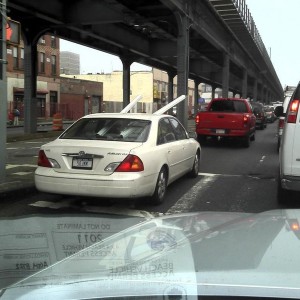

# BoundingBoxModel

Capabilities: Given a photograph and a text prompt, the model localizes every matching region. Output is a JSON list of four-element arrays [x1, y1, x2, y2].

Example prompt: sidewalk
[[2, 121, 72, 200], [1, 119, 196, 200]]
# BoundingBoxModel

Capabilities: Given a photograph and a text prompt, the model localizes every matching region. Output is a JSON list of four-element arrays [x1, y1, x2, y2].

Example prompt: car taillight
[[195, 114, 200, 125], [243, 114, 250, 127], [115, 154, 144, 172], [37, 150, 60, 168], [38, 150, 52, 168], [287, 99, 300, 123]]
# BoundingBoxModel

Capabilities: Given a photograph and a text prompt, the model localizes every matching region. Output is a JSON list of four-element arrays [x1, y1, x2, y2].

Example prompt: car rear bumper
[[281, 175, 300, 192], [196, 128, 251, 137], [35, 168, 156, 198]]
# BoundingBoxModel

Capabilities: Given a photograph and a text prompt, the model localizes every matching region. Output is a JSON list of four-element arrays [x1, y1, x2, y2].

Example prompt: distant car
[[264, 105, 276, 123], [195, 98, 256, 147], [251, 102, 267, 130], [35, 97, 201, 205], [277, 82, 300, 201]]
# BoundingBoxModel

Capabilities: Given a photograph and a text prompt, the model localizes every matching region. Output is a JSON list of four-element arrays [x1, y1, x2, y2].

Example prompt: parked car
[[195, 98, 256, 147], [251, 102, 267, 130], [264, 105, 276, 123], [277, 82, 300, 201], [35, 96, 201, 205]]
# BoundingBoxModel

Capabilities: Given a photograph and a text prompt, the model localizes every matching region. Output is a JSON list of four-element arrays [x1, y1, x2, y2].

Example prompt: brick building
[[7, 34, 60, 119], [60, 77, 103, 120]]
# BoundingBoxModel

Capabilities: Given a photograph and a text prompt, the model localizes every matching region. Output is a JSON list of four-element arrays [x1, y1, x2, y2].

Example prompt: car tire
[[277, 180, 291, 204], [150, 167, 168, 205], [260, 124, 264, 130], [242, 135, 250, 148], [188, 153, 200, 178], [250, 133, 255, 141], [197, 134, 206, 144]]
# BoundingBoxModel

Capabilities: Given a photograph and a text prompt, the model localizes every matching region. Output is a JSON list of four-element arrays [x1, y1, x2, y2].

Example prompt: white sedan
[[35, 97, 201, 204]]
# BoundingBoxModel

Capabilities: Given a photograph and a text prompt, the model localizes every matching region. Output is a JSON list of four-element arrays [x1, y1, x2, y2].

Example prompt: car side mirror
[[274, 106, 284, 117]]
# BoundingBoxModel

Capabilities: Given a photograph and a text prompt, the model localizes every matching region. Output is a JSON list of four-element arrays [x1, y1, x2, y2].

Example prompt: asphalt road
[[3, 121, 299, 218]]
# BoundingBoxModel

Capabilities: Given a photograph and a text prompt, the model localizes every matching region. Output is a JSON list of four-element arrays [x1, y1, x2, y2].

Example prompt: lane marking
[[29, 200, 153, 219], [260, 155, 266, 163], [199, 172, 240, 177], [167, 175, 217, 215], [7, 147, 18, 150], [13, 172, 33, 176], [6, 164, 37, 169]]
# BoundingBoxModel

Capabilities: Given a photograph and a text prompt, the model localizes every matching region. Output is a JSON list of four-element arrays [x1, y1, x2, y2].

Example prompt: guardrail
[[231, 0, 270, 61]]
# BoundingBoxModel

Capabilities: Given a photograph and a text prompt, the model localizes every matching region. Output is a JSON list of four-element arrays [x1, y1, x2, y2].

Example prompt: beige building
[[62, 68, 205, 114]]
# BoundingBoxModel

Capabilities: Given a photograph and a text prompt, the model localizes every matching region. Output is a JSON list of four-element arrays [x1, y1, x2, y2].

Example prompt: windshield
[[3, 0, 300, 299], [60, 118, 151, 142], [209, 100, 248, 113]]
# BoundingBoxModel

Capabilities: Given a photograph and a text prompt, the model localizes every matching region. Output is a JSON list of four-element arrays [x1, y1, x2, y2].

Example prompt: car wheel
[[242, 135, 250, 148], [260, 124, 264, 130], [188, 153, 200, 178], [250, 133, 255, 141], [150, 167, 168, 205], [277, 179, 291, 204], [197, 134, 206, 144]]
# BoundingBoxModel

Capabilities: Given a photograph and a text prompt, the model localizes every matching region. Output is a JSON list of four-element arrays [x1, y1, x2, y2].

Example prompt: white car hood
[[2, 210, 300, 299]]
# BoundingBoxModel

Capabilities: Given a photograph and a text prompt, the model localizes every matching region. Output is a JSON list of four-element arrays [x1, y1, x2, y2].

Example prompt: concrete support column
[[167, 71, 176, 103], [121, 58, 132, 108], [194, 80, 200, 114], [242, 69, 247, 98], [253, 79, 258, 102], [222, 53, 230, 98], [176, 13, 189, 128], [211, 85, 216, 100], [24, 42, 38, 134]]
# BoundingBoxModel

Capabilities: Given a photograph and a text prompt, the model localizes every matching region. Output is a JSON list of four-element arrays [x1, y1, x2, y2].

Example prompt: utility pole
[[0, 0, 7, 181]]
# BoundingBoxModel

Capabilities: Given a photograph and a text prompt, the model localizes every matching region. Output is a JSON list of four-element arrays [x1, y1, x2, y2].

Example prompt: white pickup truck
[[276, 83, 300, 201]]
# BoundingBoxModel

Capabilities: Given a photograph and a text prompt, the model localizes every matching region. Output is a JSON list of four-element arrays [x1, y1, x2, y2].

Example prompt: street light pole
[[0, 0, 7, 181]]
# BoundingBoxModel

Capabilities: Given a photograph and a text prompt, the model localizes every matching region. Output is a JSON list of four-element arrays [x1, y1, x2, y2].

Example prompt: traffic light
[[6, 18, 20, 45]]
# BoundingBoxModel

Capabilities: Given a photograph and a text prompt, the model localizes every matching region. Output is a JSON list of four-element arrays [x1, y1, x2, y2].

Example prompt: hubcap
[[194, 155, 199, 174], [157, 171, 166, 199]]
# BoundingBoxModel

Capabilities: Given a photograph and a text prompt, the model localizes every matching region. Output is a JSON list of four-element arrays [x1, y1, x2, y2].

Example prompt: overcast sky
[[60, 0, 299, 88]]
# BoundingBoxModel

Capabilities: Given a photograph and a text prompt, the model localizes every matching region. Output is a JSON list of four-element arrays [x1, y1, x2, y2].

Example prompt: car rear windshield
[[209, 100, 247, 113], [264, 107, 274, 112], [60, 118, 151, 142]]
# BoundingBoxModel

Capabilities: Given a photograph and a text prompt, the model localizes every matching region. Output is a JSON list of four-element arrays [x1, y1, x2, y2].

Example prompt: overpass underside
[[5, 0, 283, 131]]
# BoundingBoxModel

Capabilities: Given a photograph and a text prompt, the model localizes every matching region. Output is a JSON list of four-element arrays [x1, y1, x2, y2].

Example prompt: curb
[[7, 130, 63, 143], [1, 184, 37, 201]]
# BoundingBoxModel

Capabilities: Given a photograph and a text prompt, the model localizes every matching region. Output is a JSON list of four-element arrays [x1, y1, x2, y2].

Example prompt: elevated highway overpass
[[5, 0, 283, 130]]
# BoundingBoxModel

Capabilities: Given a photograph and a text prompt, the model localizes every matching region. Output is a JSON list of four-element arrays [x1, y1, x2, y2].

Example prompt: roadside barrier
[[52, 113, 63, 131]]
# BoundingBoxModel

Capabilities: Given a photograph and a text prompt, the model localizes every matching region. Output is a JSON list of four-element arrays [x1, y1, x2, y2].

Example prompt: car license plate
[[216, 129, 225, 134], [72, 158, 93, 170]]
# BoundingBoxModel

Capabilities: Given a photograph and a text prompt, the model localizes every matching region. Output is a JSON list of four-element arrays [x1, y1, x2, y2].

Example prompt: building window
[[40, 52, 45, 73], [51, 55, 56, 75], [50, 91, 58, 117], [13, 46, 18, 69], [51, 36, 56, 48], [20, 48, 24, 69], [39, 35, 45, 44]]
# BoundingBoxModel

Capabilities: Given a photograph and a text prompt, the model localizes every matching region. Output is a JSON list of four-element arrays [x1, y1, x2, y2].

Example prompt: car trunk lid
[[41, 140, 143, 176]]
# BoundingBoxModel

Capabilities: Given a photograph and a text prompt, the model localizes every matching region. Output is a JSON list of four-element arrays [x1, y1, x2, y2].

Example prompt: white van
[[277, 83, 300, 200]]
